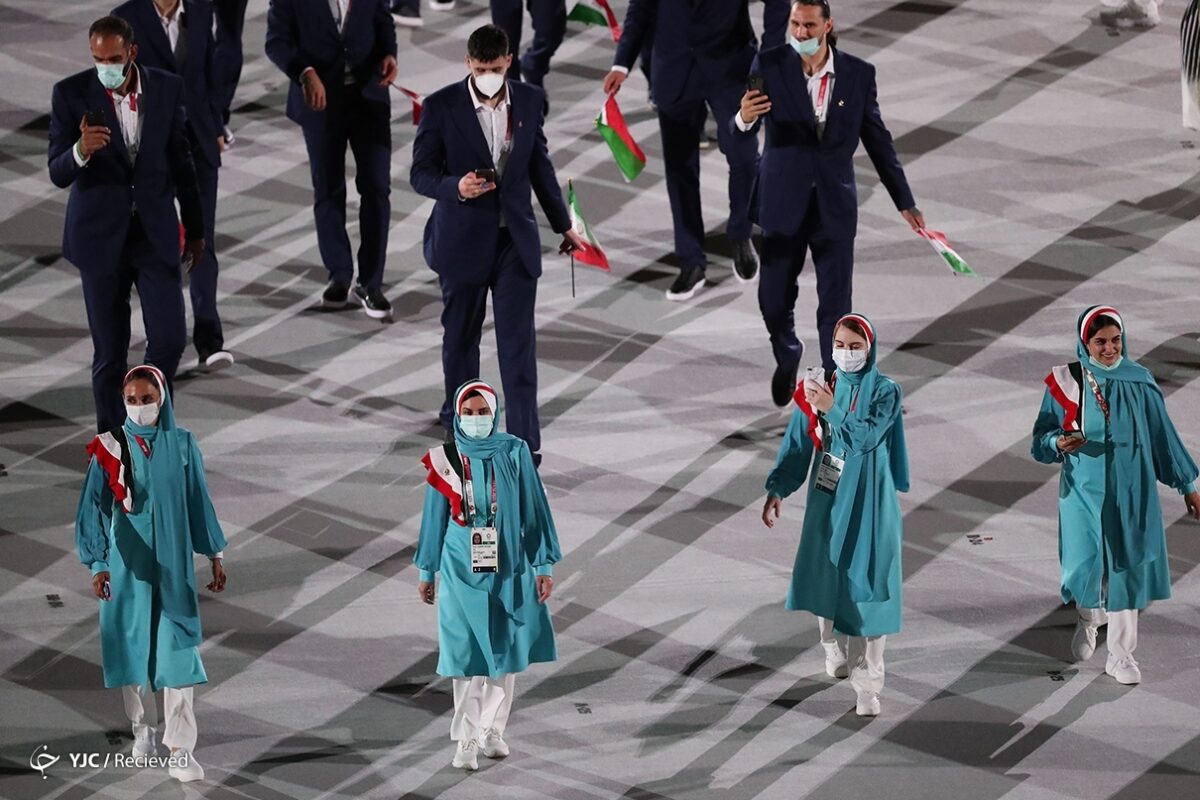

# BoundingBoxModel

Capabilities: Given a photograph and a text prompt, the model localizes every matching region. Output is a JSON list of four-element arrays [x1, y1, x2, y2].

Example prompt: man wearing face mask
[[48, 16, 205, 432], [410, 24, 584, 465], [735, 0, 924, 405]]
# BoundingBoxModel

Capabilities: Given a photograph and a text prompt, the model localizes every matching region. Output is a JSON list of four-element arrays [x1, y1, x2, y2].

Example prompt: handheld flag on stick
[[917, 228, 977, 277], [567, 1, 621, 42], [390, 85, 424, 124], [596, 95, 646, 182], [567, 179, 610, 272]]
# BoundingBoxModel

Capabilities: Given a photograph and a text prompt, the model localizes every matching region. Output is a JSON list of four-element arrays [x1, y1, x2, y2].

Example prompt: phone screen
[[85, 110, 106, 127], [475, 168, 496, 183]]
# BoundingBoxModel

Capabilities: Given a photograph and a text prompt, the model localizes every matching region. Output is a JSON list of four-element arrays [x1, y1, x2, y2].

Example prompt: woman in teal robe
[[415, 380, 560, 770], [1032, 305, 1199, 685], [762, 314, 908, 717], [75, 365, 227, 782]]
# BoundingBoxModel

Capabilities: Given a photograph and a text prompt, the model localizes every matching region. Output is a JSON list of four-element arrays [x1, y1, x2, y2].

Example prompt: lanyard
[[814, 72, 831, 118], [1084, 370, 1111, 426], [133, 435, 152, 458], [106, 88, 139, 113], [461, 456, 498, 525]]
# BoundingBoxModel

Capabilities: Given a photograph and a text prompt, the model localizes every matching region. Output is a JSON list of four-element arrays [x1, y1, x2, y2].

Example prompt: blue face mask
[[459, 414, 493, 439], [1092, 355, 1123, 371], [96, 62, 129, 91], [788, 32, 822, 58]]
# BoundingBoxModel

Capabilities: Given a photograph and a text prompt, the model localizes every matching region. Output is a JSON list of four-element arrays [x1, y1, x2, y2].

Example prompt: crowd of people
[[48, 0, 1200, 781]]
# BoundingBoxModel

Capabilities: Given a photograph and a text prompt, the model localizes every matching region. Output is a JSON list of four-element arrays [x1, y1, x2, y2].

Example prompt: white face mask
[[472, 72, 505, 99], [125, 402, 160, 427], [459, 414, 493, 439], [832, 348, 868, 374]]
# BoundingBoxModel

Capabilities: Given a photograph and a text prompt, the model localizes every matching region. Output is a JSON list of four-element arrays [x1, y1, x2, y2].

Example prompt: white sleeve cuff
[[212, 551, 224, 560], [609, 65, 630, 75], [734, 111, 755, 132], [73, 140, 89, 166]]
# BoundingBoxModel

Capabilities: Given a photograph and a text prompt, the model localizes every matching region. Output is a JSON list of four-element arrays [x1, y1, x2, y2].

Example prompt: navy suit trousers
[[190, 151, 223, 355], [490, 0, 566, 88]]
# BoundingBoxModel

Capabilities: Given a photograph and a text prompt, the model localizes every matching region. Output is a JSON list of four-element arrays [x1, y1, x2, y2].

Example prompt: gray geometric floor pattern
[[2, 1, 1200, 798]]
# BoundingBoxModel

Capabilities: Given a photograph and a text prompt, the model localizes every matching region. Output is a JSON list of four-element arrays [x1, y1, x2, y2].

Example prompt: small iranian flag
[[566, 2, 621, 42], [917, 228, 977, 277], [567, 179, 609, 271], [393, 85, 424, 124], [596, 95, 646, 182]]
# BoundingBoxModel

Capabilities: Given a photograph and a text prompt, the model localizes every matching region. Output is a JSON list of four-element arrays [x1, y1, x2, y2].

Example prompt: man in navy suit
[[49, 16, 204, 431], [410, 24, 584, 461], [735, 0, 923, 405], [212, 0, 249, 139], [604, 0, 789, 301], [265, 0, 399, 319], [490, 0, 566, 93], [114, 0, 233, 372]]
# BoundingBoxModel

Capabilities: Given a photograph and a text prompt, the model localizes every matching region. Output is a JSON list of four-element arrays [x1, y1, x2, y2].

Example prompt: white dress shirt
[[735, 49, 836, 132], [156, 1, 184, 53], [74, 65, 145, 166], [470, 80, 512, 226], [330, 0, 351, 32]]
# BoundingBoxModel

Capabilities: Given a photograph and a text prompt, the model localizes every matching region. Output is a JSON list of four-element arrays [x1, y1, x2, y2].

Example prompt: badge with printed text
[[814, 452, 845, 494], [471, 527, 498, 573]]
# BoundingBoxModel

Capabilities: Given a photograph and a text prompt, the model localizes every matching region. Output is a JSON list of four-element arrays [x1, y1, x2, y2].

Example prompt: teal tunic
[[76, 425, 226, 690], [767, 377, 906, 637], [416, 442, 559, 679], [1032, 370, 1197, 612]]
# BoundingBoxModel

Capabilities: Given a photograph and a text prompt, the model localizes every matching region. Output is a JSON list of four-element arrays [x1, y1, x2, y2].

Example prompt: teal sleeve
[[184, 433, 229, 557], [1144, 387, 1200, 492], [418, 569, 435, 582], [1031, 388, 1066, 465], [76, 458, 113, 571], [765, 409, 815, 499], [518, 443, 561, 569], [535, 564, 553, 577], [823, 381, 901, 454], [1182, 483, 1197, 496], [415, 484, 451, 574]]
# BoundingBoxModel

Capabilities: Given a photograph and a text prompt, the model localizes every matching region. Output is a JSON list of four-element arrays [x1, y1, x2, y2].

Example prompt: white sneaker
[[855, 691, 881, 717], [1129, 0, 1161, 27], [1071, 618, 1099, 661], [479, 727, 509, 759], [451, 739, 478, 771], [202, 350, 235, 372], [822, 642, 849, 679], [1106, 655, 1142, 685], [428, 0, 456, 9], [168, 750, 205, 782], [131, 725, 156, 758]]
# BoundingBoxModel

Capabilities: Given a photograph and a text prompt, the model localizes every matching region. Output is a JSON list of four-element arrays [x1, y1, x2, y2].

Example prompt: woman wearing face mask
[[1032, 306, 1199, 684], [761, 313, 908, 717], [415, 380, 561, 771], [75, 365, 227, 783]]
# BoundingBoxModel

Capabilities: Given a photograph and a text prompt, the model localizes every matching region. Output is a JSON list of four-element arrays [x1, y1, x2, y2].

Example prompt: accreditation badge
[[471, 527, 499, 573], [814, 452, 845, 494]]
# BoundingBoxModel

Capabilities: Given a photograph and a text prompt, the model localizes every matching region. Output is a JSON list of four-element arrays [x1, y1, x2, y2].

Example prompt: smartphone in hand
[[748, 75, 765, 94], [804, 366, 825, 387], [85, 110, 106, 127], [101, 580, 111, 601], [474, 167, 496, 183]]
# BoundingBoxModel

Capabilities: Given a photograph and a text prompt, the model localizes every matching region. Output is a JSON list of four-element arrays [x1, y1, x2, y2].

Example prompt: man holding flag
[[603, 0, 789, 301], [410, 24, 584, 465]]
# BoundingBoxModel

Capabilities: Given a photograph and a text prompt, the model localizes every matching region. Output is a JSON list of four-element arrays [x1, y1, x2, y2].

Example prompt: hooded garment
[[1032, 306, 1197, 611], [766, 314, 909, 637], [75, 365, 227, 690], [415, 380, 560, 679]]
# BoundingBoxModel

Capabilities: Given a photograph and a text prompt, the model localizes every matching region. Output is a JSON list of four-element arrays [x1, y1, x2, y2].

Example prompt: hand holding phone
[[78, 111, 112, 159], [474, 167, 496, 184], [804, 366, 825, 388]]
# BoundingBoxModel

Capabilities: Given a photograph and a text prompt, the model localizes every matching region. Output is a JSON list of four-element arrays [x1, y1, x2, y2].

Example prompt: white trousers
[[450, 674, 515, 742], [122, 684, 197, 753], [818, 617, 886, 695], [1079, 607, 1138, 660]]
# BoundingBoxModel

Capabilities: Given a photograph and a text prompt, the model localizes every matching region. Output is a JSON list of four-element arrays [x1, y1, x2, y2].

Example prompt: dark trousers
[[392, 0, 418, 11], [657, 84, 758, 273], [758, 193, 854, 373], [490, 0, 567, 88], [439, 229, 541, 453], [190, 152, 223, 355], [300, 91, 391, 289], [213, 0, 249, 124], [79, 217, 187, 432]]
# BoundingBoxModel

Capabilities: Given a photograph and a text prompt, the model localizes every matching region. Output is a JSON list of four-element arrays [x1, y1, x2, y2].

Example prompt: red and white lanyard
[[461, 456, 498, 524], [133, 435, 152, 458], [1084, 371, 1111, 426], [814, 72, 832, 121]]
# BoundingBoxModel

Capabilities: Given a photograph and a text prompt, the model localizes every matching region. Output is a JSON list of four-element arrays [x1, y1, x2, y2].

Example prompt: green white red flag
[[567, 179, 609, 271], [567, 1, 621, 42], [596, 95, 646, 182], [917, 228, 977, 277]]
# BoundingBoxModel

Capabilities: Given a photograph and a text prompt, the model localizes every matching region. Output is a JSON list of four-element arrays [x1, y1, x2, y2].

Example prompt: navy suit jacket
[[614, 0, 788, 109], [736, 46, 915, 239], [48, 66, 203, 274], [113, 0, 222, 167], [265, 0, 397, 126], [410, 79, 570, 283]]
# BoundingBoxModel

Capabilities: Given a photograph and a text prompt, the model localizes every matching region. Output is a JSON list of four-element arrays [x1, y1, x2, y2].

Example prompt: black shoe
[[322, 280, 352, 308], [772, 365, 799, 408], [666, 268, 706, 301], [732, 239, 758, 283], [354, 284, 393, 319]]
